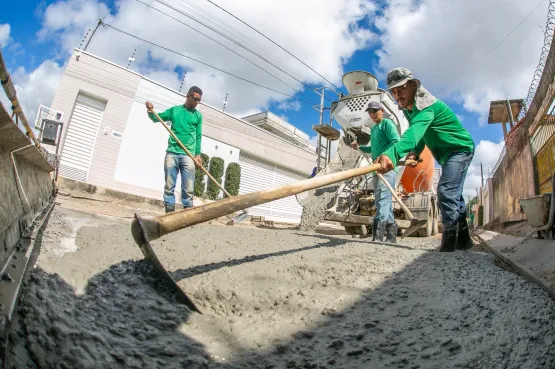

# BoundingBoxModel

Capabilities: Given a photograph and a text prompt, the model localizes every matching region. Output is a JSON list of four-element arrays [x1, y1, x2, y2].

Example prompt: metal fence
[[517, 0, 555, 121]]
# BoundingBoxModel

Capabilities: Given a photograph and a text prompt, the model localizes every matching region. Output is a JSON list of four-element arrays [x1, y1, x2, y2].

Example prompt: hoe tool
[[150, 109, 249, 224], [351, 137, 427, 238], [131, 160, 418, 313]]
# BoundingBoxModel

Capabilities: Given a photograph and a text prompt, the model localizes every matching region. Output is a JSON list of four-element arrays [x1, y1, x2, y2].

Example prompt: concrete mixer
[[297, 71, 440, 237]]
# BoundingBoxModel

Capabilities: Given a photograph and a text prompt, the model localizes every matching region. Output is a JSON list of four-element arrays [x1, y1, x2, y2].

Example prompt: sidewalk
[[477, 230, 555, 300]]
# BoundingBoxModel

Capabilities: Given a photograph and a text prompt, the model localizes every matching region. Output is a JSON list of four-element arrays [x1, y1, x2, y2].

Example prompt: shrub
[[194, 153, 210, 197], [224, 162, 241, 197], [206, 157, 224, 200]]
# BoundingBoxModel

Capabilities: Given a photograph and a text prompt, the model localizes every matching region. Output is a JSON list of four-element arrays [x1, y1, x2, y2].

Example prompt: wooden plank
[[324, 211, 411, 229]]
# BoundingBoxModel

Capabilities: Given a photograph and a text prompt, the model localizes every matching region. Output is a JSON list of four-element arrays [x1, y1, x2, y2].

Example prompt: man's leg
[[164, 153, 178, 213], [456, 192, 474, 250], [437, 151, 473, 252], [372, 174, 390, 242], [383, 171, 398, 244], [178, 154, 196, 208]]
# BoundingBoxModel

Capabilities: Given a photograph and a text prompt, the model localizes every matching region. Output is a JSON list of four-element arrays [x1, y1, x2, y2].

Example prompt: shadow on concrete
[[170, 233, 416, 282]]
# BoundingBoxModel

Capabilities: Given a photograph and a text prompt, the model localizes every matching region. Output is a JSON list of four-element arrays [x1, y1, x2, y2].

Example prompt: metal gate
[[238, 152, 306, 222], [59, 93, 107, 181], [530, 99, 555, 194]]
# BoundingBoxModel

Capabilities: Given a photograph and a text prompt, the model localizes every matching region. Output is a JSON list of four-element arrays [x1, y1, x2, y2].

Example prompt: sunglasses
[[386, 71, 408, 87], [188, 96, 201, 102], [368, 109, 380, 114]]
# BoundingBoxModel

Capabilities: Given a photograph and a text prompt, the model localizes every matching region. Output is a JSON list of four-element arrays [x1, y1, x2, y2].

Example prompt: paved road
[[9, 206, 555, 369]]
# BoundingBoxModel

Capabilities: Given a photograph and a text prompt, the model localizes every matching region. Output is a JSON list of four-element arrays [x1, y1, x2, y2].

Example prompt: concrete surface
[[7, 200, 555, 368], [477, 230, 555, 300]]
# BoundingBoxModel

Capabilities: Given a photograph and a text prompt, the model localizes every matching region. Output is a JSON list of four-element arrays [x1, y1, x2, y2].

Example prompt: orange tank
[[399, 146, 435, 193]]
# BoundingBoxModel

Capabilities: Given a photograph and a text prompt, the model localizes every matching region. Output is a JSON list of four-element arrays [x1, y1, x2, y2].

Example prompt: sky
[[0, 0, 551, 198]]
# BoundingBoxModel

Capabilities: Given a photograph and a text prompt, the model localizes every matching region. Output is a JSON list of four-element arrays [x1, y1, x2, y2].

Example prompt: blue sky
[[1, 0, 551, 194]]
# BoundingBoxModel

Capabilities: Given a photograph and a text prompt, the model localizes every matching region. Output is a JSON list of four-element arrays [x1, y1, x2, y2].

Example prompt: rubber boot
[[371, 220, 378, 241], [438, 224, 457, 252], [164, 202, 175, 213], [456, 218, 474, 250], [372, 221, 386, 243], [385, 222, 397, 244]]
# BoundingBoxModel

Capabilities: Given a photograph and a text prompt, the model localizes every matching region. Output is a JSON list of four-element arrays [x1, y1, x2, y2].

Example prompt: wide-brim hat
[[386, 67, 421, 90]]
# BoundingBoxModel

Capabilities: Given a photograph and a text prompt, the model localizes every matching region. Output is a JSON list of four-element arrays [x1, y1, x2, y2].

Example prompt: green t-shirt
[[359, 118, 400, 172], [149, 105, 203, 155], [382, 99, 474, 166]]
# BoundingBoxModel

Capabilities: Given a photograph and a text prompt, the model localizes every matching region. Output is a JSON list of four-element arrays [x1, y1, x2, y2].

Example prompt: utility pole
[[127, 49, 136, 69], [178, 73, 187, 92], [480, 163, 484, 188], [222, 93, 228, 112], [78, 28, 91, 49], [84, 19, 103, 51]]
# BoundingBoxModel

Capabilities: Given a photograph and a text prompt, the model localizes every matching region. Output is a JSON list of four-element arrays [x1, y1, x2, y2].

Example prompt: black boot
[[164, 202, 175, 213], [385, 222, 397, 244], [456, 218, 474, 250], [438, 224, 457, 252], [372, 221, 386, 242], [371, 220, 378, 241]]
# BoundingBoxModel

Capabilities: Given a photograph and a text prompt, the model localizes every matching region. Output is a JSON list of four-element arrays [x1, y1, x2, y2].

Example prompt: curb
[[477, 231, 555, 301]]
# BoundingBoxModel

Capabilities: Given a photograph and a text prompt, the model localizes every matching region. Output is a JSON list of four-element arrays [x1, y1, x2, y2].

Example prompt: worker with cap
[[375, 67, 475, 252], [352, 100, 400, 243]]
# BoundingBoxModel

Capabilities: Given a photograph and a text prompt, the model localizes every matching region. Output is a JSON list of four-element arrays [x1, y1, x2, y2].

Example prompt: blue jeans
[[437, 151, 474, 226], [164, 152, 195, 208], [372, 171, 396, 223]]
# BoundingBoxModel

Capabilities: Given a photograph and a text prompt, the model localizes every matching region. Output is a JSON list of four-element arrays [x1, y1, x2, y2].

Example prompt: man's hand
[[351, 141, 359, 150], [406, 152, 419, 167], [375, 155, 394, 174], [145, 101, 153, 112], [195, 155, 202, 168]]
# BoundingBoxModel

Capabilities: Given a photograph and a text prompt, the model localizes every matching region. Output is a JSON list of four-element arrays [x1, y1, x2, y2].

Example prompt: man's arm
[[147, 104, 173, 122], [382, 109, 434, 167]]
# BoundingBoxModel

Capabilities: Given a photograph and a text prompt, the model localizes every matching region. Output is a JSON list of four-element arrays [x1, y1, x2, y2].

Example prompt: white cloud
[[1, 61, 64, 126], [32, 0, 377, 117], [374, 0, 549, 124], [0, 23, 10, 47], [463, 140, 504, 199]]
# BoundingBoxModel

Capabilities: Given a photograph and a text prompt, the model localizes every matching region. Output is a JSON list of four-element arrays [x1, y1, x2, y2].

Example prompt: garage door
[[59, 94, 107, 181], [238, 152, 307, 223]]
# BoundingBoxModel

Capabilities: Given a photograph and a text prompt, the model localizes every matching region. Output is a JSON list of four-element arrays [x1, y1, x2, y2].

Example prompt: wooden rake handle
[[150, 109, 233, 198]]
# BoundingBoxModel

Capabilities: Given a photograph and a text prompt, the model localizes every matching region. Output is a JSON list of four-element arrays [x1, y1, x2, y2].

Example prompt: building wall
[[50, 50, 316, 205], [492, 129, 535, 222]]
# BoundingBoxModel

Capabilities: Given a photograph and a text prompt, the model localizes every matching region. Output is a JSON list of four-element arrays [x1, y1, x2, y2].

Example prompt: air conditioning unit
[[34, 104, 64, 130]]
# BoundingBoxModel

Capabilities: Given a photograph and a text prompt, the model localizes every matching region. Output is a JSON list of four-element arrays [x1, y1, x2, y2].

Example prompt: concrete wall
[[0, 103, 53, 269], [491, 24, 555, 223], [492, 128, 534, 223]]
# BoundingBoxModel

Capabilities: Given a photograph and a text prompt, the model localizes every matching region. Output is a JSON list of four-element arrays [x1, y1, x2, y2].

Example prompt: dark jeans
[[437, 151, 474, 227]]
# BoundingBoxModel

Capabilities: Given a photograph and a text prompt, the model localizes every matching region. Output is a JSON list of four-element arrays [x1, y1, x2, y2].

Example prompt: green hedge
[[224, 162, 241, 197], [206, 157, 224, 200], [194, 153, 210, 197]]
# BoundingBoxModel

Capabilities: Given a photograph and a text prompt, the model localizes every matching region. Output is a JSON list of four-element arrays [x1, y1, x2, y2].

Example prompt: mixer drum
[[399, 146, 435, 193]]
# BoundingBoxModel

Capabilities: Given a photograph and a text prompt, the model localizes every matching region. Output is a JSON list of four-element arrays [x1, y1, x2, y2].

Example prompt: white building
[[49, 49, 317, 223]]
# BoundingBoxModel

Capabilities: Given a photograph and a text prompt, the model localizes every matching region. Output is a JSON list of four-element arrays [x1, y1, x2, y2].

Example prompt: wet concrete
[[8, 206, 555, 368]]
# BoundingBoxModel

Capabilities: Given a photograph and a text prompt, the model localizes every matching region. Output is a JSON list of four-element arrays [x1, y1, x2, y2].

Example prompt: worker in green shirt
[[145, 86, 203, 213], [375, 68, 475, 252], [352, 100, 400, 243]]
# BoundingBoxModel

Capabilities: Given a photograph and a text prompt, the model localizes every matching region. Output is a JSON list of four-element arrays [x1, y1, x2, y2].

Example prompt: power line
[[178, 0, 314, 85], [458, 0, 548, 82], [134, 0, 301, 94], [151, 0, 328, 99], [204, 0, 345, 95], [101, 22, 318, 105]]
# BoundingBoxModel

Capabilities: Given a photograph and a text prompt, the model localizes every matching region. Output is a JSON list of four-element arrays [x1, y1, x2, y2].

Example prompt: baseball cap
[[365, 100, 383, 112], [386, 67, 420, 90]]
